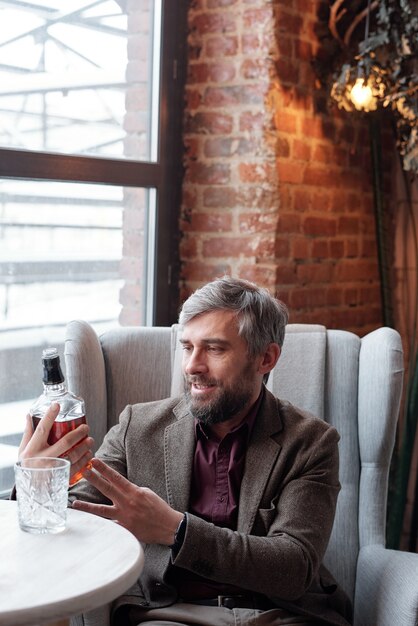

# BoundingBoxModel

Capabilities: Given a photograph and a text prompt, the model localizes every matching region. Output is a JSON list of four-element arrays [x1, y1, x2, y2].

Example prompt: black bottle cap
[[42, 348, 65, 385]]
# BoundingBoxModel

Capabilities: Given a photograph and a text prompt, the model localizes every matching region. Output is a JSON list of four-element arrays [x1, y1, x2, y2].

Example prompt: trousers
[[123, 602, 319, 626]]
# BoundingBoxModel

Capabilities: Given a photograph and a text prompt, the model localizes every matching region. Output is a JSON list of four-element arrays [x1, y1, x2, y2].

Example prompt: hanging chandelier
[[326, 0, 418, 172]]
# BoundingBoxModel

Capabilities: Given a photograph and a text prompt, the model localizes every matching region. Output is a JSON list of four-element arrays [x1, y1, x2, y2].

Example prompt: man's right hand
[[18, 402, 94, 482]]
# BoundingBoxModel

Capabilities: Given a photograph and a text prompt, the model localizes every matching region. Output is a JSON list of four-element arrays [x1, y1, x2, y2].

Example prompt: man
[[20, 277, 352, 626]]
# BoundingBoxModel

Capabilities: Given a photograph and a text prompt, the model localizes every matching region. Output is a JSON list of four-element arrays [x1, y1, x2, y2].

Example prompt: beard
[[183, 362, 255, 426]]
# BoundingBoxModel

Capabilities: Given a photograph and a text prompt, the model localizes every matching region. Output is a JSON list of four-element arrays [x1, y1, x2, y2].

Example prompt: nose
[[183, 347, 208, 376]]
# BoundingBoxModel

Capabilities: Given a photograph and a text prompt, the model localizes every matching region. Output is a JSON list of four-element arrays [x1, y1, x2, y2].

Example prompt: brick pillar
[[181, 0, 394, 336], [181, 2, 281, 295], [119, 1, 151, 326]]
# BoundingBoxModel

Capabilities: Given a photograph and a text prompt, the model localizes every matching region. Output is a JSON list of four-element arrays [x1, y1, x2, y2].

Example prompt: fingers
[[81, 458, 129, 501], [19, 406, 60, 459], [90, 457, 130, 488], [72, 499, 116, 520], [63, 438, 94, 478], [70, 451, 93, 479], [71, 463, 122, 523], [49, 424, 90, 458], [31, 403, 60, 443], [71, 438, 94, 467]]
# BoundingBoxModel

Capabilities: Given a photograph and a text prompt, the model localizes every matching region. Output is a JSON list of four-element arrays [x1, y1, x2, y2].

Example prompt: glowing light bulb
[[350, 78, 375, 111]]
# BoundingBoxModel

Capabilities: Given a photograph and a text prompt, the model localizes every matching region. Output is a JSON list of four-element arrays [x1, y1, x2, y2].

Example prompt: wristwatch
[[170, 513, 187, 555]]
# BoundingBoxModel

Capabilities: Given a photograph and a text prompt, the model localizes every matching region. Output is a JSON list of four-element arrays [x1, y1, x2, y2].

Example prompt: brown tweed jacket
[[70, 388, 352, 626]]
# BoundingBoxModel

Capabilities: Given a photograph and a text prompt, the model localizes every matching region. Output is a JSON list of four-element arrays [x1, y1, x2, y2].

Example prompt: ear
[[257, 343, 281, 376]]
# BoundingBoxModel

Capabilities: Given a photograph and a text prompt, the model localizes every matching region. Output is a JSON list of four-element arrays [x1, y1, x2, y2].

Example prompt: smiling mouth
[[186, 377, 218, 392], [192, 382, 216, 389]]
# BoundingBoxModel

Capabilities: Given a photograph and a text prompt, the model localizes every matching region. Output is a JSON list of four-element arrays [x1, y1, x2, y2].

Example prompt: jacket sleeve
[[172, 425, 340, 601]]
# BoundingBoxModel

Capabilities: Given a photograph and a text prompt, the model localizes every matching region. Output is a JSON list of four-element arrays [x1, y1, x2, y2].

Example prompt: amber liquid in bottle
[[30, 348, 91, 487], [32, 414, 92, 486]]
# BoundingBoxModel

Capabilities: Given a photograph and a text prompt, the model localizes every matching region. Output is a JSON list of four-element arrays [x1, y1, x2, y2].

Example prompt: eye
[[207, 345, 224, 353], [181, 344, 192, 353]]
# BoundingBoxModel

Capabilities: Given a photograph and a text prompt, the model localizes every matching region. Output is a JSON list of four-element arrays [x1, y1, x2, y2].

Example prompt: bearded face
[[180, 310, 267, 429], [183, 358, 256, 425]]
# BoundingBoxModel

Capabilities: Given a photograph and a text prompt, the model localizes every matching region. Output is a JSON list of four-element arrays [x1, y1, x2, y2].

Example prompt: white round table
[[0, 500, 144, 626]]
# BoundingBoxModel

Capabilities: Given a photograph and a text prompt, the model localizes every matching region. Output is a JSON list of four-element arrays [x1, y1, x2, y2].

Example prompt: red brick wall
[[180, 0, 393, 335]]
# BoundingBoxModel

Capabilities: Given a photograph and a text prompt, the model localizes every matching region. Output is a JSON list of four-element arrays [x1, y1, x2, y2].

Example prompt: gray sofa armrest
[[355, 545, 418, 626]]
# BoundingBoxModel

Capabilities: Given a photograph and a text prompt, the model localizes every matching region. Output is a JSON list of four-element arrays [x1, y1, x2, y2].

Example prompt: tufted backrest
[[64, 321, 403, 604]]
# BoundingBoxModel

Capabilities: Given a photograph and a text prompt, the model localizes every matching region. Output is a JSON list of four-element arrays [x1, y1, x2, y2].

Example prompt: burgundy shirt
[[173, 391, 263, 599]]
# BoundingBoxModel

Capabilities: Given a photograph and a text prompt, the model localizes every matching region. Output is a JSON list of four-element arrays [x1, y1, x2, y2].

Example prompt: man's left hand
[[71, 458, 183, 545]]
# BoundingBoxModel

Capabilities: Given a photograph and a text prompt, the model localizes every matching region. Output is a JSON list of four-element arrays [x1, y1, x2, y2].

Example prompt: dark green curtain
[[370, 115, 418, 550]]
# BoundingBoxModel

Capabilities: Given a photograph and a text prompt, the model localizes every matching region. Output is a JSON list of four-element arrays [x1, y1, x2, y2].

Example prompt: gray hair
[[178, 276, 289, 357]]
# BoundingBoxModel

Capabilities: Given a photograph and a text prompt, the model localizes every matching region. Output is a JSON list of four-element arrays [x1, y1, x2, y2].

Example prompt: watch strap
[[170, 513, 187, 555]]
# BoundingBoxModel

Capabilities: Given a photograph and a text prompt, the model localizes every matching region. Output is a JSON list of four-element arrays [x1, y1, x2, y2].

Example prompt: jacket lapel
[[163, 391, 283, 531], [164, 398, 195, 512], [237, 390, 283, 533]]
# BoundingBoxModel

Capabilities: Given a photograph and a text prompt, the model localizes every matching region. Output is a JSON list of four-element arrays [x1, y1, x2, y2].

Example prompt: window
[[0, 0, 187, 497]]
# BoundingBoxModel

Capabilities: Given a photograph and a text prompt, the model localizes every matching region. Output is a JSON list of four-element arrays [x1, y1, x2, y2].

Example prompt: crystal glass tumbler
[[14, 457, 70, 534]]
